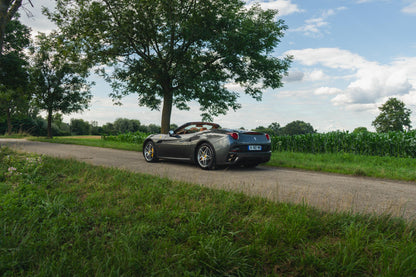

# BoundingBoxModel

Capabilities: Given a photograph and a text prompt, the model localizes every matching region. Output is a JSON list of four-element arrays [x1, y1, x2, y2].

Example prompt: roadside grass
[[268, 151, 416, 182], [28, 136, 416, 182], [1, 147, 416, 276], [0, 132, 31, 139], [31, 137, 141, 152]]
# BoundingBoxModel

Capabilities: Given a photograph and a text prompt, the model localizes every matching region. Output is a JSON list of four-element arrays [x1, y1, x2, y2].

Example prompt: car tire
[[143, 141, 158, 162], [196, 143, 215, 170]]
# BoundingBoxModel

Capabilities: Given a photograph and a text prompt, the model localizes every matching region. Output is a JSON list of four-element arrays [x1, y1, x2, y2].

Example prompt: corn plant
[[102, 131, 150, 144], [271, 130, 416, 158]]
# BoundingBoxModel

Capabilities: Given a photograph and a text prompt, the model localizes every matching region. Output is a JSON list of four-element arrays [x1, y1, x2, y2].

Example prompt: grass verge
[[268, 151, 416, 182], [1, 147, 416, 276], [30, 137, 141, 152]]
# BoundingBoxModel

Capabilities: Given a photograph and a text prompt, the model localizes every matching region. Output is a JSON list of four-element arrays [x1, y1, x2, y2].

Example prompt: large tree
[[0, 0, 32, 55], [47, 0, 292, 133], [31, 32, 93, 138], [372, 97, 412, 133]]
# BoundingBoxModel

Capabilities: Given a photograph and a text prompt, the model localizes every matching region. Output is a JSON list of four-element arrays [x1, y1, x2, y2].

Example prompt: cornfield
[[102, 131, 150, 145], [271, 130, 416, 158]]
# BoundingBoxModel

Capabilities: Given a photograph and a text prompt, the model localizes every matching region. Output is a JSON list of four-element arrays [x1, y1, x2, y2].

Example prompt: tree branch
[[6, 0, 22, 21], [102, 0, 155, 67]]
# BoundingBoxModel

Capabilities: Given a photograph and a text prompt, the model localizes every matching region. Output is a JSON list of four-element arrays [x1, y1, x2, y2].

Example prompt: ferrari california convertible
[[143, 122, 271, 170]]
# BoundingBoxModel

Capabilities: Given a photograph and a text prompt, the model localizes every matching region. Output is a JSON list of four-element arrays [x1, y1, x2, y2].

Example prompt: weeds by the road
[[1, 147, 416, 276]]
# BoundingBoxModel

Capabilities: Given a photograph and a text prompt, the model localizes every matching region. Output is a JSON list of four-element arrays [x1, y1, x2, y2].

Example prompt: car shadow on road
[[157, 159, 271, 172]]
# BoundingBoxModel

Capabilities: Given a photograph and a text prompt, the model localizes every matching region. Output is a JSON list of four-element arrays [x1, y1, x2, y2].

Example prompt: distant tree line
[[253, 120, 316, 136], [0, 116, 174, 136]]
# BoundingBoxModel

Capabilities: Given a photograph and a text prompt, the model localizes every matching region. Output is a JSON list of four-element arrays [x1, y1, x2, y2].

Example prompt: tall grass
[[1, 147, 416, 276], [272, 130, 416, 158]]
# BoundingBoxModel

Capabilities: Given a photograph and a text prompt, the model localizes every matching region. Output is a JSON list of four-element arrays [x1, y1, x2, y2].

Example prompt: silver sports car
[[143, 122, 271, 170]]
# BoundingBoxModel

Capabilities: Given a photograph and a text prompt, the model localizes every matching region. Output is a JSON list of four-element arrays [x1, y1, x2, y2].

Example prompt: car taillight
[[265, 133, 270, 141], [229, 132, 239, 140]]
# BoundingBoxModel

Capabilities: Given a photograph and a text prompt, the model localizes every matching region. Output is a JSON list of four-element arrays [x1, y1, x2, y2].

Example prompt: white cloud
[[245, 0, 304, 16], [283, 71, 305, 82], [306, 69, 328, 81], [286, 48, 370, 69], [291, 7, 346, 37], [402, 2, 416, 14], [284, 69, 328, 83], [315, 87, 342, 95], [285, 48, 416, 112]]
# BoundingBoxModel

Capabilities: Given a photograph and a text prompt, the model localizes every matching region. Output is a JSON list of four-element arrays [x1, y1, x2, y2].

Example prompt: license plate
[[248, 145, 262, 151]]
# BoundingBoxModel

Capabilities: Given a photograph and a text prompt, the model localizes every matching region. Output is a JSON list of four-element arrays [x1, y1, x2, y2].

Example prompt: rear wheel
[[143, 141, 158, 162], [196, 143, 215, 170]]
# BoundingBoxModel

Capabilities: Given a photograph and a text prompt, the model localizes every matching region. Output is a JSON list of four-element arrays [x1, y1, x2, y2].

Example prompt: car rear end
[[224, 131, 272, 166]]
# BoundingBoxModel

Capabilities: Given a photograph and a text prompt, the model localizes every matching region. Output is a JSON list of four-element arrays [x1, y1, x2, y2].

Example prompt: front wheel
[[196, 143, 215, 170], [143, 141, 158, 162]]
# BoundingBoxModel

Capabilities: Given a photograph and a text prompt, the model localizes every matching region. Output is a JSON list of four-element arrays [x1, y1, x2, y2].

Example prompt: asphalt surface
[[1, 138, 416, 220]]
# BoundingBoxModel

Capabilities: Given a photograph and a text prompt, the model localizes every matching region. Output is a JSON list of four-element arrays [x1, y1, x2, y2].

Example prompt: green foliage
[[0, 17, 31, 134], [47, 0, 291, 132], [1, 148, 416, 276], [268, 151, 416, 181], [353, 127, 368, 134], [281, 120, 316, 136], [102, 131, 150, 145], [254, 121, 317, 136], [271, 130, 416, 158], [254, 122, 282, 136], [2, 14, 31, 56], [113, 118, 141, 133], [0, 3, 27, 55], [30, 32, 93, 138], [372, 98, 412, 133], [69, 118, 90, 135]]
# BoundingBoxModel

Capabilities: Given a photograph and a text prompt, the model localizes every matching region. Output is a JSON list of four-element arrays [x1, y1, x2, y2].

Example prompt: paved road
[[2, 138, 416, 220]]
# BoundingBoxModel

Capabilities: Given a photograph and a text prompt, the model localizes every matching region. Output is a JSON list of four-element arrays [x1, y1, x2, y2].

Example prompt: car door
[[155, 133, 194, 159]]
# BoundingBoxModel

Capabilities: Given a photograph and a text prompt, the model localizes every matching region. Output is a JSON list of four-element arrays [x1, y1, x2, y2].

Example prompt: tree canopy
[[372, 98, 412, 133], [282, 120, 316, 136], [47, 0, 292, 133]]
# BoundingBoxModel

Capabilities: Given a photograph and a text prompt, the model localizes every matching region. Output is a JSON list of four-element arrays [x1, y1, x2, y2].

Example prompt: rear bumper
[[222, 151, 271, 165]]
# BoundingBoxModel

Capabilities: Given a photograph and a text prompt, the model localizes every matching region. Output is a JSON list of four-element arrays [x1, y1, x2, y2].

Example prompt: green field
[[1, 147, 416, 276], [29, 136, 416, 181]]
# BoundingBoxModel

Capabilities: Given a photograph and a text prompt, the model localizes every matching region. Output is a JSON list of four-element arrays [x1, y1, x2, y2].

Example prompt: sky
[[19, 0, 416, 132]]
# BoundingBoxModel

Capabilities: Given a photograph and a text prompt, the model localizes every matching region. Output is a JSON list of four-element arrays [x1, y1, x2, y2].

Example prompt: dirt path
[[2, 138, 416, 220]]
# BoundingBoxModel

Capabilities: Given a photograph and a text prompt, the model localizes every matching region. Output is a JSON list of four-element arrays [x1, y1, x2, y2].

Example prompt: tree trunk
[[47, 109, 53, 138], [160, 91, 173, 134], [6, 107, 12, 134]]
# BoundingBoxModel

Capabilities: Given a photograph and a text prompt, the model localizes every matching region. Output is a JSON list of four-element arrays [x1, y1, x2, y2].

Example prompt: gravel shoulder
[[2, 138, 416, 220]]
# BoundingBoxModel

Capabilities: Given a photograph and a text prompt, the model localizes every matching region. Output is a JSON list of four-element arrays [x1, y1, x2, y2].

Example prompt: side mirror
[[169, 130, 175, 136]]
